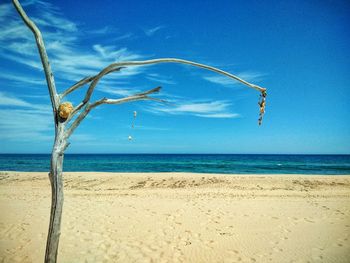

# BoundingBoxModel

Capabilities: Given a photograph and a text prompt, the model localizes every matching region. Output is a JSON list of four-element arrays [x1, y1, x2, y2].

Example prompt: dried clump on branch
[[58, 102, 73, 119]]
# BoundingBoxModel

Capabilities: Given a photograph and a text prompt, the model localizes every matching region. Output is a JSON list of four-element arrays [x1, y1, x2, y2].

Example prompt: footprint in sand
[[273, 247, 283, 252], [202, 239, 215, 249], [282, 228, 291, 233], [304, 217, 315, 223], [228, 250, 242, 261], [322, 205, 330, 210]]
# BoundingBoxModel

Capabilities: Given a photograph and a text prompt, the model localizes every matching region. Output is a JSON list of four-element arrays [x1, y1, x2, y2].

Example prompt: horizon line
[[0, 153, 349, 155]]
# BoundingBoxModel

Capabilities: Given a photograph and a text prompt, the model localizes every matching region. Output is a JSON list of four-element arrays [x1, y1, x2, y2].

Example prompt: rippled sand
[[1, 172, 349, 262]]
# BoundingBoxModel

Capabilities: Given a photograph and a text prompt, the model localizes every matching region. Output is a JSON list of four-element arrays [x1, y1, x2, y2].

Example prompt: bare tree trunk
[[45, 123, 67, 263]]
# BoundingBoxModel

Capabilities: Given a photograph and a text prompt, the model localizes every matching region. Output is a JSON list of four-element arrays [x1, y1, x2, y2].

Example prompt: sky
[[0, 0, 349, 154]]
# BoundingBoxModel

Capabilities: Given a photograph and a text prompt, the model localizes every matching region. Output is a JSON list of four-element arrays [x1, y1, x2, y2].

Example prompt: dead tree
[[12, 0, 267, 262]]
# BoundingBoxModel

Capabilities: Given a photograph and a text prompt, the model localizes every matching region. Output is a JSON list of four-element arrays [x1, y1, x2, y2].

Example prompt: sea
[[0, 154, 349, 175]]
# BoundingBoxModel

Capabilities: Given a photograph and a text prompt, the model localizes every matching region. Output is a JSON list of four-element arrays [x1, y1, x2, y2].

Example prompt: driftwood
[[12, 0, 267, 262]]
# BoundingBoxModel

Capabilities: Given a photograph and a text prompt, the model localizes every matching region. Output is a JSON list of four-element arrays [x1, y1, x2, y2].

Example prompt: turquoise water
[[0, 154, 349, 174]]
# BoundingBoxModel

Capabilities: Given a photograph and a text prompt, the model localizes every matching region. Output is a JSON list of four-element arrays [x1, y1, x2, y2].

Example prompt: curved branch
[[59, 76, 94, 99], [82, 58, 266, 106], [12, 0, 59, 112], [65, 86, 162, 138], [60, 67, 125, 99], [70, 58, 267, 126], [62, 67, 125, 121]]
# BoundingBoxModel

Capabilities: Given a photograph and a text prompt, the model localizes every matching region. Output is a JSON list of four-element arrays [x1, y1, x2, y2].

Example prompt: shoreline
[[1, 171, 350, 176], [1, 172, 350, 262]]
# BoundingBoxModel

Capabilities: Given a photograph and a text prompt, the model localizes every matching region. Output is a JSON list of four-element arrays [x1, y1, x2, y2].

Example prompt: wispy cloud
[[0, 92, 53, 141], [69, 133, 96, 142], [126, 125, 170, 131], [0, 72, 46, 86], [0, 92, 32, 107], [37, 11, 78, 32], [0, 1, 146, 91], [0, 91, 51, 110], [146, 73, 176, 85], [0, 108, 53, 141], [86, 26, 113, 35], [203, 71, 266, 87], [147, 99, 239, 118], [1, 1, 267, 153], [195, 113, 239, 118], [85, 27, 136, 43], [0, 2, 12, 19], [112, 33, 135, 41], [92, 44, 142, 61], [143, 25, 165, 36], [96, 85, 138, 97]]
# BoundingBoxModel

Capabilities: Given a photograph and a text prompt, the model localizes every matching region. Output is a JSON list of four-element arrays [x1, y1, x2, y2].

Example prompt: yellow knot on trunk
[[58, 102, 73, 119]]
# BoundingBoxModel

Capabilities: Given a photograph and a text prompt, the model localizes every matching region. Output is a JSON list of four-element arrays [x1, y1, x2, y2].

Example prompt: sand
[[0, 171, 349, 263]]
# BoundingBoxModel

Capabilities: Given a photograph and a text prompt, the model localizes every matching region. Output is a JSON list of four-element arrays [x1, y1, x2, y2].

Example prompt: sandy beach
[[0, 171, 349, 262]]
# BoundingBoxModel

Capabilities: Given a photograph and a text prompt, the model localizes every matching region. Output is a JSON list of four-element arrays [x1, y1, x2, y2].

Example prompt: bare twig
[[60, 67, 124, 99], [59, 76, 94, 99], [88, 86, 162, 109], [65, 86, 162, 138], [134, 86, 161, 96]]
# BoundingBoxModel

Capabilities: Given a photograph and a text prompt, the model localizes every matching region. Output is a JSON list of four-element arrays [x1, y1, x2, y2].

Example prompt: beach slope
[[1, 172, 349, 262]]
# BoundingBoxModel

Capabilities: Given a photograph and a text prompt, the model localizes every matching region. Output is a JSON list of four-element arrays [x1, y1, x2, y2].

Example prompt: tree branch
[[62, 67, 125, 121], [59, 76, 94, 99], [65, 87, 162, 138], [82, 58, 266, 105], [134, 86, 161, 96], [12, 0, 59, 112], [69, 58, 267, 126], [60, 67, 124, 99]]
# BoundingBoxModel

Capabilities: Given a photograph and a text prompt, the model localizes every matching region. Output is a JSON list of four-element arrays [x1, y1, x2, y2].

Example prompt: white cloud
[[1, 52, 43, 70], [1, 0, 246, 125], [195, 113, 240, 118], [0, 92, 32, 107], [97, 85, 137, 97], [39, 12, 78, 32], [203, 71, 265, 87], [146, 73, 176, 85], [0, 92, 53, 142], [92, 44, 142, 61], [237, 71, 266, 81], [143, 25, 165, 36], [0, 92, 51, 110], [0, 0, 146, 90], [69, 133, 96, 142], [0, 72, 46, 86], [0, 3, 12, 20], [133, 125, 169, 131], [148, 100, 239, 118], [0, 108, 53, 141], [203, 75, 235, 87], [86, 26, 112, 35]]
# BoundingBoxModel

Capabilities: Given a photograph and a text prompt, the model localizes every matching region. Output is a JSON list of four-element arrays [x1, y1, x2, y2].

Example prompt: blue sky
[[0, 0, 349, 154]]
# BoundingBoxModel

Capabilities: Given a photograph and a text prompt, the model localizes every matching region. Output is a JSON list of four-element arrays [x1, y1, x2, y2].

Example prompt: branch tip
[[136, 86, 161, 96]]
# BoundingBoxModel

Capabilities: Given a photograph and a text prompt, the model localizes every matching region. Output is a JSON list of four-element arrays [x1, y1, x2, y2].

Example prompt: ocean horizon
[[1, 154, 349, 175]]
